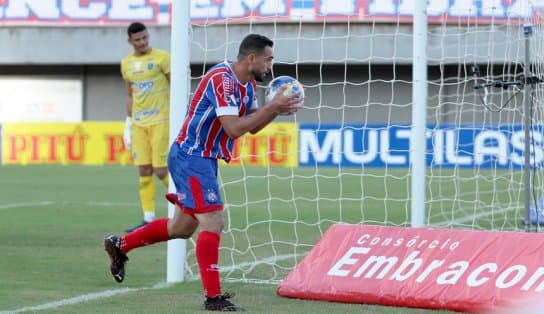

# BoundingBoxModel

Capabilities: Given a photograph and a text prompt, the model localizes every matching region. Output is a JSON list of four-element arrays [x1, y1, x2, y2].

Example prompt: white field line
[[0, 201, 54, 210], [0, 200, 138, 211], [1, 254, 301, 314], [0, 288, 140, 314], [60, 200, 139, 207], [433, 206, 516, 227], [185, 253, 307, 281]]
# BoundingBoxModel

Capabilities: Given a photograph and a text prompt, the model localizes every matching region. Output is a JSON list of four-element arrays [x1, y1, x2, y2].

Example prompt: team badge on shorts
[[177, 192, 186, 201], [207, 189, 218, 203]]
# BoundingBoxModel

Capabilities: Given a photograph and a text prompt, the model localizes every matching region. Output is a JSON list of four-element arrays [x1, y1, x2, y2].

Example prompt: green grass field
[[0, 165, 524, 313]]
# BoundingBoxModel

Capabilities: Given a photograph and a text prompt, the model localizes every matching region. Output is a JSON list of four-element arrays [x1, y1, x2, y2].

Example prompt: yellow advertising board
[[1, 122, 299, 167], [228, 122, 298, 167], [2, 122, 132, 165]]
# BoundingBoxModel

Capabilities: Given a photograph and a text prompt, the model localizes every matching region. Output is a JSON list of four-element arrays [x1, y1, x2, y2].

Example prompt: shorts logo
[[177, 192, 186, 201], [243, 95, 249, 104], [207, 189, 218, 203]]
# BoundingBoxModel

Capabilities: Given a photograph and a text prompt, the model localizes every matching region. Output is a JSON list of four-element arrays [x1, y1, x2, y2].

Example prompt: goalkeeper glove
[[123, 116, 132, 150]]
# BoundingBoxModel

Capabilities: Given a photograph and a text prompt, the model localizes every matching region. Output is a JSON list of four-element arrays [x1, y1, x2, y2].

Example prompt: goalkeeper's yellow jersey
[[121, 48, 170, 126]]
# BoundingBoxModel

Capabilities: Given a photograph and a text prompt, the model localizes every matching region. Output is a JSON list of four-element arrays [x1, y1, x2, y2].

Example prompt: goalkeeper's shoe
[[103, 235, 128, 283], [202, 293, 246, 312]]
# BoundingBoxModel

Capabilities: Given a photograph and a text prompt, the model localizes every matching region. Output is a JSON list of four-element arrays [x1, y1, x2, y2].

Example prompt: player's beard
[[252, 70, 267, 82]]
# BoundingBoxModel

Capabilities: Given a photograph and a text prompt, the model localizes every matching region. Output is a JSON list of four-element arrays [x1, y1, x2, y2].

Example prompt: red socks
[[196, 231, 221, 298], [120, 218, 169, 253], [118, 220, 221, 298]]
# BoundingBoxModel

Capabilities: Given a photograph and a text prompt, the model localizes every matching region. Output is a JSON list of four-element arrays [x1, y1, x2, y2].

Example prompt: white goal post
[[167, 0, 544, 284], [166, 0, 191, 283]]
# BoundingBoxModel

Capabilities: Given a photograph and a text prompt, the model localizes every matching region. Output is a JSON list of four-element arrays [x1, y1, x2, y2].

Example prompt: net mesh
[[180, 2, 544, 283]]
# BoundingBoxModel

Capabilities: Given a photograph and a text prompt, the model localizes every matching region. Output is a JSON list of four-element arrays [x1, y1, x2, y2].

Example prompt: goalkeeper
[[104, 33, 303, 311], [121, 22, 170, 232]]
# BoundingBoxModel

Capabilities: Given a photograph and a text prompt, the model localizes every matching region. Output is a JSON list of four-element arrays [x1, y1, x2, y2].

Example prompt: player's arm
[[161, 52, 171, 84], [218, 107, 277, 139], [123, 80, 133, 150], [125, 80, 133, 117]]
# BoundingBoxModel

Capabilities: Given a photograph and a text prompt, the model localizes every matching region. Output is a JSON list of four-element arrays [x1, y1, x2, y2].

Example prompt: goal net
[[179, 1, 544, 284]]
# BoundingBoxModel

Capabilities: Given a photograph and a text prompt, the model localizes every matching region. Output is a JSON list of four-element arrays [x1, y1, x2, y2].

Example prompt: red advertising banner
[[278, 224, 544, 313], [0, 0, 540, 25]]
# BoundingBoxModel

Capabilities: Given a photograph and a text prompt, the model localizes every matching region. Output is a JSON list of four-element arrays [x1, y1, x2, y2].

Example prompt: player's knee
[[169, 229, 195, 239], [154, 167, 168, 179], [138, 165, 153, 176], [178, 231, 194, 239], [198, 211, 224, 233], [200, 221, 224, 234], [167, 217, 198, 239]]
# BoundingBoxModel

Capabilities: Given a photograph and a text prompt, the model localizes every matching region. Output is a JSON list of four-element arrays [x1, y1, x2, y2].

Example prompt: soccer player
[[104, 34, 303, 311], [121, 22, 170, 232]]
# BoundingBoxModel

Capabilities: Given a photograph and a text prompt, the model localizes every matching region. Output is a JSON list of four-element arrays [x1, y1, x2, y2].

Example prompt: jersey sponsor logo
[[134, 80, 154, 92], [223, 77, 235, 99], [134, 108, 159, 121], [228, 94, 238, 106]]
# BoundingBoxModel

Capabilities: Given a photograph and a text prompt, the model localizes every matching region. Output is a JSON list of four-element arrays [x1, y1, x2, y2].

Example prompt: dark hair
[[127, 22, 147, 37], [237, 34, 273, 59]]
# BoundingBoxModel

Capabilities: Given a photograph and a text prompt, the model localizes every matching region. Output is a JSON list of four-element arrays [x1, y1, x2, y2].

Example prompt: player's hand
[[268, 85, 304, 115], [123, 116, 132, 150]]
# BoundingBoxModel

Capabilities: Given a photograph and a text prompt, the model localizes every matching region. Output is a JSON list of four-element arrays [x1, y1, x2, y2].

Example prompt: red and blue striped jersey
[[175, 61, 259, 161]]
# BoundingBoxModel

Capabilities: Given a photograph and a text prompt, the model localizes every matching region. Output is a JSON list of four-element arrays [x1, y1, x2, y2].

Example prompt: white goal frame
[[166, 0, 544, 283]]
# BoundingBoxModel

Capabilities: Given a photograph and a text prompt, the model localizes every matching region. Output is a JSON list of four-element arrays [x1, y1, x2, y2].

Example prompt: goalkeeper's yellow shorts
[[131, 122, 169, 167]]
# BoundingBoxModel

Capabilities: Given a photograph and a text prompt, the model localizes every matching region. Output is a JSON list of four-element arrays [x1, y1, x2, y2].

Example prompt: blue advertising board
[[299, 124, 544, 168]]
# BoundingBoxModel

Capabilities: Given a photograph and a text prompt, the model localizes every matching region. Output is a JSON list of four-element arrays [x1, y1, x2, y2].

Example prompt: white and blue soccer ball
[[265, 75, 305, 105]]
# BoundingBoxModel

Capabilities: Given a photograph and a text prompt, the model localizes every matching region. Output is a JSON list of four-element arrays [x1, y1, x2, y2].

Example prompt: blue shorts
[[167, 143, 223, 212]]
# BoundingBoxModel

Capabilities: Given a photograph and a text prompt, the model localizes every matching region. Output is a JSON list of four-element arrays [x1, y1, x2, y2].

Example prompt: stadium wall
[[0, 22, 527, 125]]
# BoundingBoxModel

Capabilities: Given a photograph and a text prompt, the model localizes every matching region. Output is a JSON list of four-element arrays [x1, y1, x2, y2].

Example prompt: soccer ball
[[265, 75, 305, 106]]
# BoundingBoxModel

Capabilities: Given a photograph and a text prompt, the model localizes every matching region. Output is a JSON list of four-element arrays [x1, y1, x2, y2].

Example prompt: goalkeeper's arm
[[123, 81, 133, 150]]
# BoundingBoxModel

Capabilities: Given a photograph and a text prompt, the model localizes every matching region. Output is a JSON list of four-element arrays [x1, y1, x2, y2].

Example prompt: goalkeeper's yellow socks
[[139, 175, 155, 222]]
